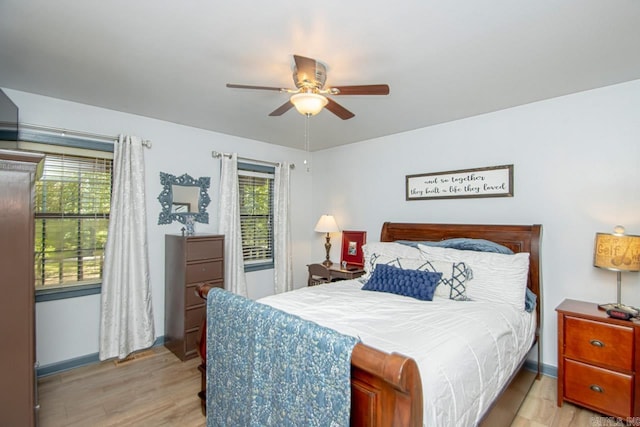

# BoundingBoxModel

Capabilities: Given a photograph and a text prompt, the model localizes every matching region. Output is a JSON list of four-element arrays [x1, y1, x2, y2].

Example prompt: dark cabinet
[[0, 150, 44, 426], [165, 234, 224, 360]]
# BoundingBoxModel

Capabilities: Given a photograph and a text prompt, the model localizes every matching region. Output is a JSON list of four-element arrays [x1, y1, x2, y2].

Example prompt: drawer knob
[[589, 384, 604, 393], [589, 339, 605, 348]]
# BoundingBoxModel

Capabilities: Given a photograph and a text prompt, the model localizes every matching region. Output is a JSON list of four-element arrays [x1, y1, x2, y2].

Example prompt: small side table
[[307, 263, 365, 286], [328, 264, 365, 281]]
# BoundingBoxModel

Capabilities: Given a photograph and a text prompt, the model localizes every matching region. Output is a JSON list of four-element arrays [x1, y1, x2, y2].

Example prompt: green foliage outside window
[[34, 153, 112, 289], [238, 170, 274, 263]]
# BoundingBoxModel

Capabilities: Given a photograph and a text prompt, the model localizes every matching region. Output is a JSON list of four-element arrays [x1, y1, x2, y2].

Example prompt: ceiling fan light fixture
[[290, 92, 328, 116]]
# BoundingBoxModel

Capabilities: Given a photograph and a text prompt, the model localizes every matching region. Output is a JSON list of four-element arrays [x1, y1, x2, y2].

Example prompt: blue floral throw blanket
[[206, 288, 359, 427]]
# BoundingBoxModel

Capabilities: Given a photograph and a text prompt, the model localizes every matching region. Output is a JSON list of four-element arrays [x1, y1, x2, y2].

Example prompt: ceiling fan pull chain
[[303, 114, 311, 172]]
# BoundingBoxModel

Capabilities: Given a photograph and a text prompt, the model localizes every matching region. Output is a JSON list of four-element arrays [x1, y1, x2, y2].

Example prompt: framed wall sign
[[406, 164, 514, 200], [341, 231, 367, 267]]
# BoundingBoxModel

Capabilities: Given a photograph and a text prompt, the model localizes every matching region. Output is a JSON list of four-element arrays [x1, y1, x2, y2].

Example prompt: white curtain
[[99, 135, 155, 361], [218, 153, 248, 296], [274, 162, 293, 294]]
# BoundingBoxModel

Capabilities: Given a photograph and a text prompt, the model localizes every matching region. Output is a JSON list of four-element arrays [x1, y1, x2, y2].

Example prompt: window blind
[[35, 153, 112, 288], [238, 168, 274, 264]]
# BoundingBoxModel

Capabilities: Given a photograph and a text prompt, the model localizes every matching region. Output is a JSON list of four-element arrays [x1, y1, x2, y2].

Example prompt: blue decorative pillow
[[362, 263, 442, 301], [525, 288, 537, 313], [397, 238, 513, 254], [362, 253, 472, 300]]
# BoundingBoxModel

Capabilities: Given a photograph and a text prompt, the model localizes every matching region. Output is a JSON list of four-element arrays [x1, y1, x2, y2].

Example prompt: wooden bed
[[196, 222, 542, 426]]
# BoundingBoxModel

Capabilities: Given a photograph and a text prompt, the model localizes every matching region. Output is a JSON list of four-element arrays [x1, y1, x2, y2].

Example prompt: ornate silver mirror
[[157, 172, 211, 224]]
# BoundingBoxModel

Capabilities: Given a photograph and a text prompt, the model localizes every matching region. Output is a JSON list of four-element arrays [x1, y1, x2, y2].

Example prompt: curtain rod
[[19, 123, 152, 148], [211, 150, 295, 169]]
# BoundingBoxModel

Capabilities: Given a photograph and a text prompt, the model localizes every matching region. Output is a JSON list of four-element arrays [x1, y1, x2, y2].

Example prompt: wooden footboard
[[195, 283, 423, 426], [351, 343, 423, 426]]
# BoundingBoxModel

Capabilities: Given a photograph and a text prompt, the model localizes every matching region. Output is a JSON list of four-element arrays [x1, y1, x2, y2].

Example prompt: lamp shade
[[314, 215, 339, 233], [290, 93, 328, 116], [594, 230, 640, 272]]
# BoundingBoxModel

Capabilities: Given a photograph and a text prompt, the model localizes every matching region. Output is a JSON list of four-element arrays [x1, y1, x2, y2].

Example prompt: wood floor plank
[[38, 347, 604, 426], [38, 347, 204, 427]]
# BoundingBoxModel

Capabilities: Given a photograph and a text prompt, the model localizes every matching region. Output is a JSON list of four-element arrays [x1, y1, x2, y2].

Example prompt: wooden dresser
[[0, 150, 44, 426], [165, 234, 224, 361], [557, 299, 640, 419]]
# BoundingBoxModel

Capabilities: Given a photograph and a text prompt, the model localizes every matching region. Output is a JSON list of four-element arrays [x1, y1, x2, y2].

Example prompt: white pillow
[[361, 252, 472, 300], [417, 244, 530, 310], [362, 242, 422, 273]]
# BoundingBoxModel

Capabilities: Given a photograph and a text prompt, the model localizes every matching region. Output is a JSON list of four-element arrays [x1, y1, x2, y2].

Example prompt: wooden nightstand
[[328, 264, 365, 281], [556, 299, 640, 419], [307, 263, 365, 286]]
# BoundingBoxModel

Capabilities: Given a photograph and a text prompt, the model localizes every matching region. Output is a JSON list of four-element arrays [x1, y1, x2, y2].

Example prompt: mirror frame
[[157, 172, 211, 225]]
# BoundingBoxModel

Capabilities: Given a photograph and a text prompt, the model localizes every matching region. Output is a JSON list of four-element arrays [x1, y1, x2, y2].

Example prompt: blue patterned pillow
[[362, 253, 472, 301], [397, 238, 513, 254], [525, 288, 537, 312], [362, 263, 442, 301]]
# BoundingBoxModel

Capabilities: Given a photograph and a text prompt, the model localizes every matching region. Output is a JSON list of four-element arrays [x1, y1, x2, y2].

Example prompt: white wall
[[8, 78, 640, 370], [310, 79, 640, 369], [4, 89, 314, 366]]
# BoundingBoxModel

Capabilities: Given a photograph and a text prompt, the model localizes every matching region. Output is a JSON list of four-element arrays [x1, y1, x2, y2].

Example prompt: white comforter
[[259, 280, 536, 427]]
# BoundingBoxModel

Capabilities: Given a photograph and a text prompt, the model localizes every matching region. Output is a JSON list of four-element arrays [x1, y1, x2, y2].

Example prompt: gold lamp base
[[322, 232, 332, 266]]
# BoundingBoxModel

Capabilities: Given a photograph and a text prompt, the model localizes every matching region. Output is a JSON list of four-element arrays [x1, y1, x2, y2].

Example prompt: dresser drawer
[[564, 359, 633, 418], [186, 284, 203, 308], [185, 328, 200, 356], [186, 305, 206, 330], [564, 316, 634, 370], [187, 238, 223, 261], [185, 282, 223, 307], [186, 260, 223, 283]]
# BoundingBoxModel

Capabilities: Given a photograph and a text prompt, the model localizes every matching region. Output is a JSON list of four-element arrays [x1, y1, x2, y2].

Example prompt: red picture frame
[[341, 230, 367, 267]]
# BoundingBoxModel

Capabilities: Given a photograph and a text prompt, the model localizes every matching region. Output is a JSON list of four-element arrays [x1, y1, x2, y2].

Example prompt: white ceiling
[[1, 1, 639, 151]]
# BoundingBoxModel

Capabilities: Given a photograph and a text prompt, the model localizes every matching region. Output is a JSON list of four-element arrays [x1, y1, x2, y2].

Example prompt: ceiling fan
[[226, 55, 390, 120]]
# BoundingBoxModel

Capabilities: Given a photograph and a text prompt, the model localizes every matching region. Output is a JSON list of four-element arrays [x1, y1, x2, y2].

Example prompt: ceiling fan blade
[[293, 55, 319, 85], [331, 84, 390, 95], [226, 83, 284, 92], [325, 98, 355, 120], [268, 101, 294, 116]]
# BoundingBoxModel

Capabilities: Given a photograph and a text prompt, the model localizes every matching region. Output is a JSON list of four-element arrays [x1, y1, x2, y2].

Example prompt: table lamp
[[314, 214, 340, 267], [593, 225, 640, 311]]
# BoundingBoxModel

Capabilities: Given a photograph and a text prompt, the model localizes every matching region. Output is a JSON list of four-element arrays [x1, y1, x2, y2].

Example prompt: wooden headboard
[[380, 222, 543, 328]]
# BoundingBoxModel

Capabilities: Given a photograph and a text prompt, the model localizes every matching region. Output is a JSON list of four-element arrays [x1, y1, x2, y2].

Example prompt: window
[[35, 152, 112, 291], [238, 163, 274, 271], [0, 135, 114, 300], [0, 136, 115, 299]]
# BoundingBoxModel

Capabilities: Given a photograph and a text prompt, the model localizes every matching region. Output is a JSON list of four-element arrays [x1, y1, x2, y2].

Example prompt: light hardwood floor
[[38, 346, 205, 427], [38, 346, 604, 426]]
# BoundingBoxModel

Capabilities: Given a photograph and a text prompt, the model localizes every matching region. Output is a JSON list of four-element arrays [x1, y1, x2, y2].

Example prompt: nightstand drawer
[[564, 359, 633, 418], [564, 316, 634, 370]]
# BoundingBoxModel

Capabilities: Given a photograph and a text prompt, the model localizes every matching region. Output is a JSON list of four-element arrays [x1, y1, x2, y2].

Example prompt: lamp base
[[596, 271, 640, 316], [322, 232, 332, 268]]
